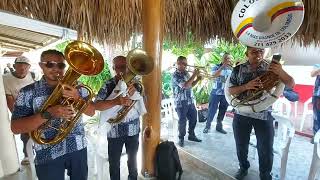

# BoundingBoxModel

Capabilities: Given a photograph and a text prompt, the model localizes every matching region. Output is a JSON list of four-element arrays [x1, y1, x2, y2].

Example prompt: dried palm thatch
[[296, 0, 320, 46], [0, 0, 319, 46], [164, 0, 235, 44]]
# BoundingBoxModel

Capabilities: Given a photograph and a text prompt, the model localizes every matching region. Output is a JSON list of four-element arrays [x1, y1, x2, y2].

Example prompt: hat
[[14, 56, 31, 65]]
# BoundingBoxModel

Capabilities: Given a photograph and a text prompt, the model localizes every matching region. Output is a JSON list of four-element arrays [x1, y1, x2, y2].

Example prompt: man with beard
[[11, 50, 95, 180]]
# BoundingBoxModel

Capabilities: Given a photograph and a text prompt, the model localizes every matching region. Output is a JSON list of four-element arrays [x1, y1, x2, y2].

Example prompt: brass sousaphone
[[226, 0, 304, 113], [30, 41, 104, 145]]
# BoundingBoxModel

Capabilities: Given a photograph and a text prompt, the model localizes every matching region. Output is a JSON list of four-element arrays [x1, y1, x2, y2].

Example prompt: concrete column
[[0, 75, 19, 176]]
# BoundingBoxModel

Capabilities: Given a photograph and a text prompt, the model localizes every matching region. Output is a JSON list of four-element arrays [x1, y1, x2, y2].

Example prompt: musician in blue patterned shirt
[[311, 64, 320, 142], [11, 50, 95, 180], [203, 53, 233, 134], [172, 56, 202, 147], [93, 56, 140, 180], [228, 47, 294, 180]]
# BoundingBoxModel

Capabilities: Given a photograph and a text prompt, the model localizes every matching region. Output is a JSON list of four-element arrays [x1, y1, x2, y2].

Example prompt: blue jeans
[[205, 93, 229, 129], [175, 101, 197, 139], [108, 134, 139, 180], [313, 96, 320, 134], [233, 114, 274, 180], [35, 148, 88, 180]]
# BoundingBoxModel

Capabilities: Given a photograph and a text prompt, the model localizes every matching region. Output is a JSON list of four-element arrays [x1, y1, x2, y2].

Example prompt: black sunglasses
[[41, 61, 66, 69]]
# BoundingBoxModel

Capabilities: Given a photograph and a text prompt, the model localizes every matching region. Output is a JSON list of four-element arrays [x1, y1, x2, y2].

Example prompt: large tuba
[[226, 0, 304, 113], [30, 41, 104, 145], [107, 49, 154, 124]]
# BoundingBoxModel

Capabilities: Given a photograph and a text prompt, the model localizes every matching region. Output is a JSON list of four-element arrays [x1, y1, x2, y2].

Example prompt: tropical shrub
[[79, 64, 112, 94], [163, 33, 204, 60], [161, 71, 173, 98], [208, 40, 247, 65]]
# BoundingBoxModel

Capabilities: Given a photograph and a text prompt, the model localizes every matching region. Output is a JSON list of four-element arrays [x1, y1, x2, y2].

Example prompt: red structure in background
[[294, 84, 314, 103]]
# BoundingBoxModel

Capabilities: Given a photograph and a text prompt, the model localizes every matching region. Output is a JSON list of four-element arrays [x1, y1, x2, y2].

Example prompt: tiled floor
[[0, 115, 316, 180], [164, 116, 315, 180]]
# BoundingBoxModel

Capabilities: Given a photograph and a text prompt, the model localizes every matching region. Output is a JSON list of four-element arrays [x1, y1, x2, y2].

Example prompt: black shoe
[[188, 135, 202, 142], [216, 127, 227, 134], [235, 169, 248, 180], [178, 139, 184, 147], [203, 128, 209, 133], [260, 172, 272, 180]]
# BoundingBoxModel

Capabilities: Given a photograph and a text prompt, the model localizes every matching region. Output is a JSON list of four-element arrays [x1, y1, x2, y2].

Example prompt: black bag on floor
[[198, 108, 208, 123], [155, 141, 183, 180]]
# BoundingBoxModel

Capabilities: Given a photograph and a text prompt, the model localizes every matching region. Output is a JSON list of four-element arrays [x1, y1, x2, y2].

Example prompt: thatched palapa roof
[[0, 0, 319, 46]]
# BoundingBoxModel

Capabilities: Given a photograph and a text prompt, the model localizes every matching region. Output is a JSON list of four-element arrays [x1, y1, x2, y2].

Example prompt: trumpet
[[172, 63, 216, 79], [185, 65, 216, 79]]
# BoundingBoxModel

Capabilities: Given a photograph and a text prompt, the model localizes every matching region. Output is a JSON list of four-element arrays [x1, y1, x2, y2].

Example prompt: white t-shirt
[[3, 72, 35, 99]]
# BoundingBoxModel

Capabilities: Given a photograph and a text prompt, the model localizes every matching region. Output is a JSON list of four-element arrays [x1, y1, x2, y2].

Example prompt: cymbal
[[231, 0, 304, 48]]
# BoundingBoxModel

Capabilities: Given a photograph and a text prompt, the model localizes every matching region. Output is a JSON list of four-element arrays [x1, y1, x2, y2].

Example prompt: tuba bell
[[226, 0, 304, 113], [107, 49, 154, 124], [30, 41, 104, 145]]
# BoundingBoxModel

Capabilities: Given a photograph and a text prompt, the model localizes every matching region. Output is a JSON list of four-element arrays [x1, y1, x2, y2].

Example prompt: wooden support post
[[141, 0, 163, 177]]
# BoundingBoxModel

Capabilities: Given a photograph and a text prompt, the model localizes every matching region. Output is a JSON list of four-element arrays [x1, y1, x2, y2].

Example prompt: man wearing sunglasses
[[10, 49, 95, 180], [93, 56, 142, 180], [172, 56, 202, 147], [228, 46, 295, 180], [3, 56, 35, 165]]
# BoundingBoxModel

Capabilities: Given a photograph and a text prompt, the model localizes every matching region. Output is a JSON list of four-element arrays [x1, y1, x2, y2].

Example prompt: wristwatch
[[41, 110, 52, 120]]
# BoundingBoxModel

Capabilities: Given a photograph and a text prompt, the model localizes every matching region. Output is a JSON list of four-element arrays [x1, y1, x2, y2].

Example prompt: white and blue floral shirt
[[172, 70, 194, 108], [11, 77, 88, 165], [211, 64, 232, 95], [95, 77, 140, 138]]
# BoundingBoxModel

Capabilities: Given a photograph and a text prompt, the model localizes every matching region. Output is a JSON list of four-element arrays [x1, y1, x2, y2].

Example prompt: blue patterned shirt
[[95, 77, 140, 138], [11, 77, 88, 165], [229, 60, 272, 120], [314, 64, 320, 97], [211, 64, 232, 95], [172, 70, 194, 108]]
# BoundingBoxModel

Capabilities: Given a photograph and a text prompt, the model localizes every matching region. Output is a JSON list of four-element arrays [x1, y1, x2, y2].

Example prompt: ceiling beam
[[0, 11, 77, 40], [0, 39, 36, 49], [0, 33, 44, 46]]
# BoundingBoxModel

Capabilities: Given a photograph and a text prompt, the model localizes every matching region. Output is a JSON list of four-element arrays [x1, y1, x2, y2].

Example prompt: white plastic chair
[[161, 98, 178, 121], [26, 139, 37, 180], [272, 114, 295, 180], [161, 98, 178, 140], [250, 115, 294, 180], [299, 97, 313, 131], [84, 118, 106, 180], [294, 101, 299, 118], [308, 130, 320, 180], [272, 97, 292, 119]]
